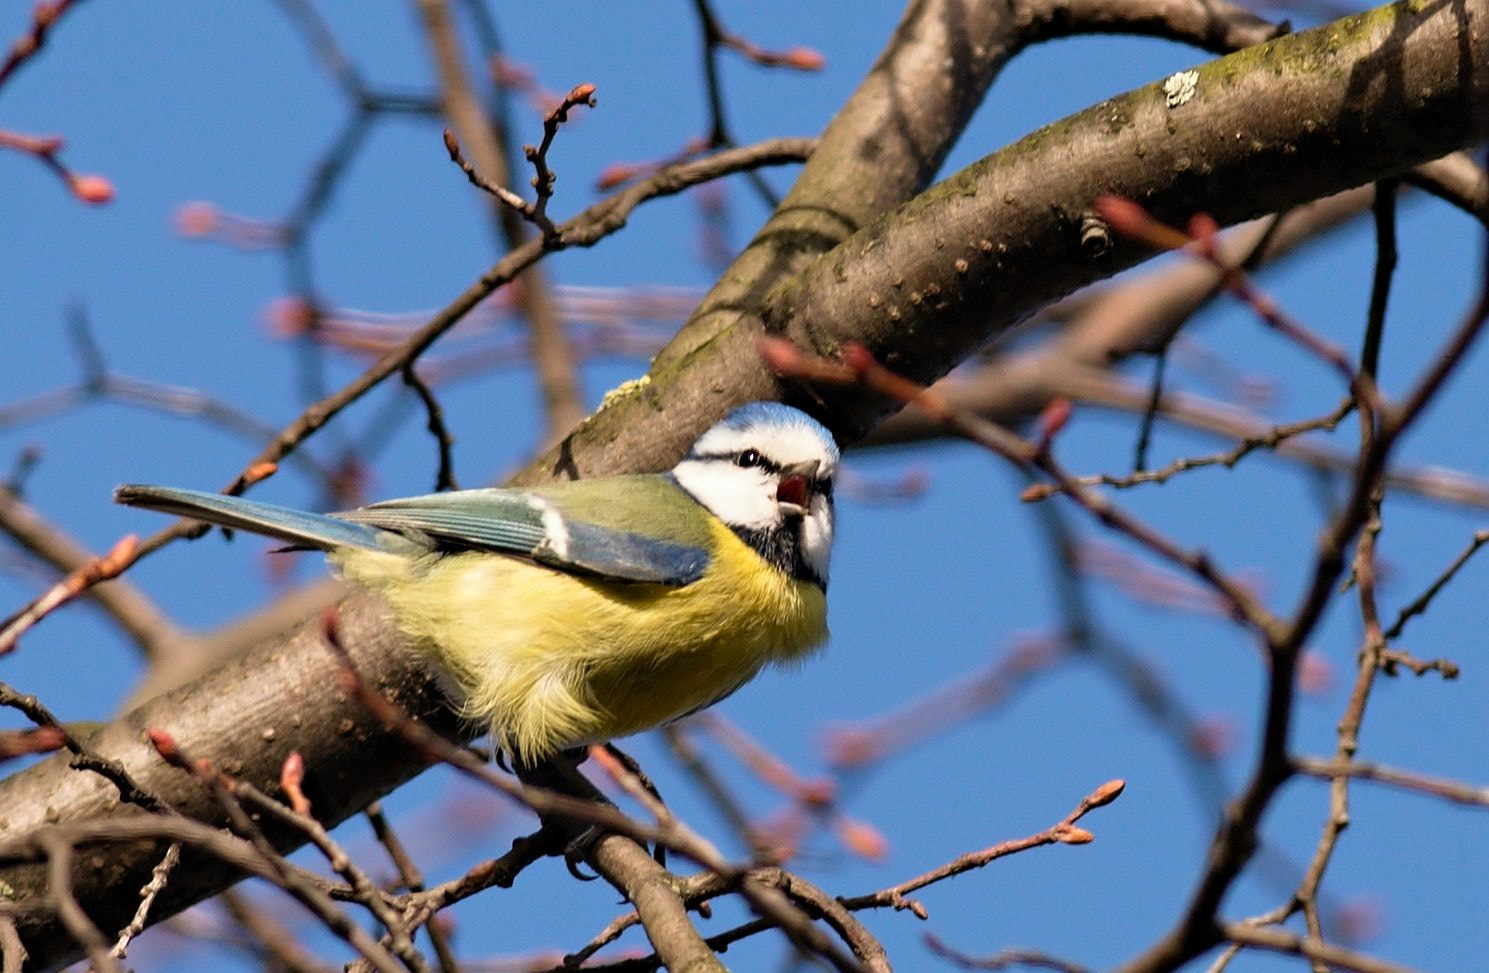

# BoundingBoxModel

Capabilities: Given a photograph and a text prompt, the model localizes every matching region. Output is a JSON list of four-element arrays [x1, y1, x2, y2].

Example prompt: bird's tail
[[114, 484, 398, 553]]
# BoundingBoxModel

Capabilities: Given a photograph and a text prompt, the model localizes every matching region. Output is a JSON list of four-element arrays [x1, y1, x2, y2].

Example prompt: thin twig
[[401, 363, 459, 491], [0, 485, 193, 662], [1025, 396, 1353, 501], [220, 136, 813, 499], [1130, 212, 1287, 473], [417, 0, 581, 443], [0, 0, 84, 88], [366, 803, 462, 973], [764, 338, 1282, 639], [0, 682, 170, 813], [925, 935, 1090, 973], [222, 887, 340, 973], [0, 128, 112, 204], [1222, 923, 1420, 973], [1294, 756, 1489, 808], [0, 533, 138, 655], [839, 780, 1124, 914], [1383, 528, 1489, 640], [39, 833, 120, 973], [108, 841, 182, 960], [148, 730, 409, 973]]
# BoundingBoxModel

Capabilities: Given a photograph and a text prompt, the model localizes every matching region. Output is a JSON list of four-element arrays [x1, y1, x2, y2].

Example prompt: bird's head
[[671, 402, 839, 588]]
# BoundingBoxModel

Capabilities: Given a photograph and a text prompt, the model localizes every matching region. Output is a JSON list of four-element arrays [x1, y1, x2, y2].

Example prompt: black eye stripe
[[690, 450, 782, 474]]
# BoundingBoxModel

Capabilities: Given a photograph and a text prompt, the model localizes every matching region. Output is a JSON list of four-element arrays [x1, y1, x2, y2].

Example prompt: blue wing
[[118, 478, 712, 586], [339, 478, 711, 586]]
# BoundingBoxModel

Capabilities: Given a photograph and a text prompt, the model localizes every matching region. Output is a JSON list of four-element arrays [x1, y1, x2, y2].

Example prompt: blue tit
[[115, 402, 839, 762]]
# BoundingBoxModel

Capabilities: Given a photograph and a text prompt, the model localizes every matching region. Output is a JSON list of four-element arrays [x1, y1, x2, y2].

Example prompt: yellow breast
[[335, 516, 827, 760]]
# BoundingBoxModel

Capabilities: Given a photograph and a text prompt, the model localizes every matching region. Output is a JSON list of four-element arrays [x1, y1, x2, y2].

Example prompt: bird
[[115, 402, 839, 764]]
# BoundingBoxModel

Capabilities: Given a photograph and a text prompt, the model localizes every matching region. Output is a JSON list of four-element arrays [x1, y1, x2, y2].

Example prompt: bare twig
[[687, 0, 820, 207], [925, 935, 1091, 973], [0, 682, 170, 813], [442, 129, 537, 222], [0, 0, 84, 88], [108, 841, 182, 960], [1023, 396, 1354, 501], [1095, 196, 1381, 420], [218, 135, 811, 500], [0, 533, 138, 654], [39, 833, 119, 973], [444, 82, 597, 241], [1222, 923, 1419, 973], [365, 802, 461, 973], [147, 729, 409, 973], [400, 363, 459, 491], [1294, 757, 1489, 808], [0, 484, 193, 662], [417, 0, 582, 443], [221, 888, 339, 973], [0, 129, 111, 204], [1384, 528, 1489, 640], [839, 780, 1124, 915]]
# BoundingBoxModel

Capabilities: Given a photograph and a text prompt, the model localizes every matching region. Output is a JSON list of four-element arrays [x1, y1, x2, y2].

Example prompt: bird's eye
[[736, 448, 762, 469], [817, 478, 834, 499]]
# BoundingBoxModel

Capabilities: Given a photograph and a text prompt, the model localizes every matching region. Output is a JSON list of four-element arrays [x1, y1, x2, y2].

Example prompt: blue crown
[[719, 402, 839, 458]]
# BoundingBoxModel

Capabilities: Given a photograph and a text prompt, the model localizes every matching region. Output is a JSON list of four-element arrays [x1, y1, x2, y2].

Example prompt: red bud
[[148, 727, 180, 762], [70, 174, 114, 205], [596, 163, 637, 190], [243, 462, 279, 487], [836, 817, 889, 861], [175, 201, 219, 237], [839, 342, 876, 376], [1188, 213, 1221, 241], [1037, 397, 1073, 445], [281, 751, 311, 815], [758, 336, 803, 372], [781, 46, 825, 70]]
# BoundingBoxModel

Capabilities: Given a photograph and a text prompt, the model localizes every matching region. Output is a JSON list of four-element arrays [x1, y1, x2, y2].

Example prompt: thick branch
[[0, 594, 454, 972], [517, 0, 1489, 483]]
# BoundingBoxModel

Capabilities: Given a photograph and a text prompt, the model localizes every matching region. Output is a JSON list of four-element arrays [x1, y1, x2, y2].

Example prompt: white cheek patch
[[800, 497, 834, 581], [672, 461, 779, 530]]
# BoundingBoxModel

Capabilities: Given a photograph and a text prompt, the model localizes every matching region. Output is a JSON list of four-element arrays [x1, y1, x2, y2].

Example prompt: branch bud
[[243, 462, 279, 487], [835, 817, 889, 861], [781, 46, 825, 70], [70, 174, 115, 205], [281, 751, 311, 815], [147, 727, 181, 764], [1087, 778, 1126, 808]]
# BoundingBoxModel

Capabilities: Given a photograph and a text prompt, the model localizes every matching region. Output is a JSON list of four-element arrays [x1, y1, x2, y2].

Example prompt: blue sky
[[3, 3, 1486, 971]]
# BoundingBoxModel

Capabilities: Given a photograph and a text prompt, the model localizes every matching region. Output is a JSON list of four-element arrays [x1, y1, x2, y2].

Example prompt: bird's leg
[[514, 748, 612, 878]]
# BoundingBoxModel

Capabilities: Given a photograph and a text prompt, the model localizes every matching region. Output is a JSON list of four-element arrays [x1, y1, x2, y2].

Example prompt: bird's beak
[[776, 460, 820, 516]]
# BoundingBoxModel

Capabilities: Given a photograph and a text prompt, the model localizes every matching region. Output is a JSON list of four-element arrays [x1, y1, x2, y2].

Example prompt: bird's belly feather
[[334, 516, 826, 759]]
